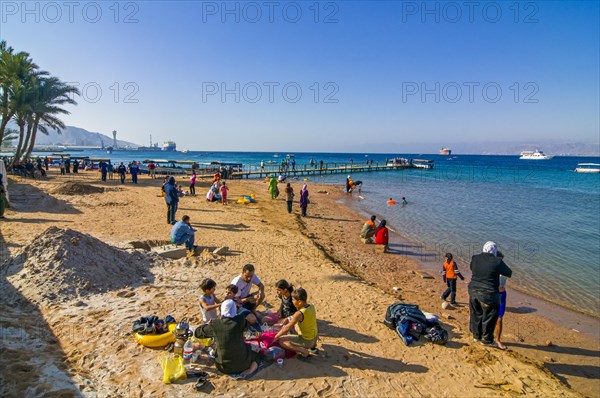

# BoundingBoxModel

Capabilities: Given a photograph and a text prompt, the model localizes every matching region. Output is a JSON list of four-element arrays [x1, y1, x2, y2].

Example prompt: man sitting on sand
[[170, 215, 196, 256], [360, 215, 377, 243], [231, 264, 265, 320]]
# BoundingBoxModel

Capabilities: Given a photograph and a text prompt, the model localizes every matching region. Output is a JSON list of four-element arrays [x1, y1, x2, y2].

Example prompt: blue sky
[[1, 1, 598, 152]]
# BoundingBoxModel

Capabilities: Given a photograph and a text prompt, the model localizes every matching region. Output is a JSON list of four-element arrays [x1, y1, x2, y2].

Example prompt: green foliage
[[1, 127, 17, 147], [0, 40, 79, 162]]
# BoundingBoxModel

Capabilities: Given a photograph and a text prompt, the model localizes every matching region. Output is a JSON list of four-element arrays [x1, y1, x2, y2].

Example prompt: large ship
[[162, 141, 177, 151], [439, 147, 452, 155], [520, 150, 552, 160]]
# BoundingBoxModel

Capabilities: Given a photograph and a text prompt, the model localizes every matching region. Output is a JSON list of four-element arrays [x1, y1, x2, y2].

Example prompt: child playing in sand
[[199, 278, 222, 322], [274, 288, 318, 358], [220, 181, 228, 205], [440, 253, 464, 305]]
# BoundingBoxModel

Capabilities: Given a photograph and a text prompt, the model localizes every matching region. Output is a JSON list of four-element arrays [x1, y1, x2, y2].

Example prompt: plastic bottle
[[183, 339, 193, 364]]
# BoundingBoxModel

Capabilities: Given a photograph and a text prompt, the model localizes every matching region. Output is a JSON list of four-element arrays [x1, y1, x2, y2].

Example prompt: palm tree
[[0, 41, 42, 146], [9, 74, 38, 166], [21, 77, 79, 161], [1, 127, 18, 147]]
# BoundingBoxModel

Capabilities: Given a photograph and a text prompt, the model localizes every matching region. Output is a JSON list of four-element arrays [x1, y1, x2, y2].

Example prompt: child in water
[[274, 288, 318, 358], [440, 253, 464, 305]]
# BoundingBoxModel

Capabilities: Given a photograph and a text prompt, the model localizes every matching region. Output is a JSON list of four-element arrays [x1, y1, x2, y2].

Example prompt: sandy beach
[[1, 170, 598, 397]]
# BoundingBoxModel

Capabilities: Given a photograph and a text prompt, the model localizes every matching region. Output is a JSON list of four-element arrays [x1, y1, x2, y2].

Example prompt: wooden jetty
[[228, 162, 422, 180]]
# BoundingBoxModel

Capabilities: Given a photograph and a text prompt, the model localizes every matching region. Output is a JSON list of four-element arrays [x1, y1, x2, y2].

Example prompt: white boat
[[439, 147, 451, 155], [162, 141, 177, 151], [285, 154, 295, 158], [412, 159, 434, 169], [575, 163, 600, 173], [520, 150, 552, 160]]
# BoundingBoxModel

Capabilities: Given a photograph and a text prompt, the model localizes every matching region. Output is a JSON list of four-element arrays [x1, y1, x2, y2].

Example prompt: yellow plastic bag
[[159, 353, 187, 384]]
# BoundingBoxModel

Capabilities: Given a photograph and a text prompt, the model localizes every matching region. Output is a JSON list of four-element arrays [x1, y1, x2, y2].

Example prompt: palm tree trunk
[[20, 122, 33, 162], [0, 109, 15, 145], [23, 116, 40, 161], [10, 123, 25, 168]]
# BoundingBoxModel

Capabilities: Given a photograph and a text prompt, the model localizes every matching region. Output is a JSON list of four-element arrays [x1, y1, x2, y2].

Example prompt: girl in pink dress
[[220, 181, 229, 205]]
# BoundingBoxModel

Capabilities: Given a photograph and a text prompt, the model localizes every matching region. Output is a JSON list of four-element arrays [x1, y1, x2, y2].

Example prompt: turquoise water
[[36, 150, 600, 315]]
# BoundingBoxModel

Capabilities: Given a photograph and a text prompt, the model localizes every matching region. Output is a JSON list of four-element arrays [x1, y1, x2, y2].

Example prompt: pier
[[224, 161, 422, 180]]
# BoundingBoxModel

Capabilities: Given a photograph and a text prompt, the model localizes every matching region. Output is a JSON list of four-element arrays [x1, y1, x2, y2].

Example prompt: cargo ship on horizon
[[439, 147, 452, 155]]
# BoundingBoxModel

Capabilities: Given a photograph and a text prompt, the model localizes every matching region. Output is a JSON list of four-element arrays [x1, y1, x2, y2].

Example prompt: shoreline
[[335, 191, 600, 338]]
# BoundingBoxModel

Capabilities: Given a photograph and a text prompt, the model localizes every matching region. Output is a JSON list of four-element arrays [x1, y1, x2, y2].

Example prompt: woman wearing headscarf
[[468, 241, 512, 347], [374, 220, 389, 252], [194, 300, 259, 376], [299, 184, 309, 217], [268, 176, 278, 200]]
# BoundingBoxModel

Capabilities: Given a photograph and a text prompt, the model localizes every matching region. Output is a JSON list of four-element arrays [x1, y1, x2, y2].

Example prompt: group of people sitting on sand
[[359, 215, 389, 251], [206, 178, 228, 204], [194, 264, 318, 376]]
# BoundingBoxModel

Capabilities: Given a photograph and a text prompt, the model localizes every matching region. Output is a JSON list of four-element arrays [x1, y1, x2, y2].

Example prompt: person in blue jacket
[[171, 215, 196, 255], [164, 176, 179, 224], [129, 161, 140, 184]]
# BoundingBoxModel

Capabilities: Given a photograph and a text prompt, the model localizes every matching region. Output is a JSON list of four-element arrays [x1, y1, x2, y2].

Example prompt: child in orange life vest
[[440, 253, 464, 305]]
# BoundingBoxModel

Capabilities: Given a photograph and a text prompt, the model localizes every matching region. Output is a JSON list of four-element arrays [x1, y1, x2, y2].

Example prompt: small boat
[[520, 150, 552, 160], [273, 154, 280, 158], [285, 154, 295, 158], [412, 159, 434, 169], [574, 163, 600, 173], [181, 149, 190, 154]]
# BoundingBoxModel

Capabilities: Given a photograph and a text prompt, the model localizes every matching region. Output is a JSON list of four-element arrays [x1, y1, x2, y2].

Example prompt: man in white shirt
[[231, 263, 265, 312]]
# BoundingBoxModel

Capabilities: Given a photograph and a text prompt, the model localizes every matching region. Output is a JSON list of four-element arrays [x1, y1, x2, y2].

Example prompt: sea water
[[36, 150, 600, 315]]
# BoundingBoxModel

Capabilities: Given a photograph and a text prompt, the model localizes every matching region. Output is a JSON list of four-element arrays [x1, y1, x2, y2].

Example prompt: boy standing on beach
[[440, 253, 464, 305]]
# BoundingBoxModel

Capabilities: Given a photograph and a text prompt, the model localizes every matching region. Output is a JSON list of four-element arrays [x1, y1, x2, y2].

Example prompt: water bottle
[[183, 339, 193, 364]]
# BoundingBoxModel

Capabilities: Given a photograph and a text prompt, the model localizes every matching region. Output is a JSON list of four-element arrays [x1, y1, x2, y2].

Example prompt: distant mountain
[[5, 122, 140, 148]]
